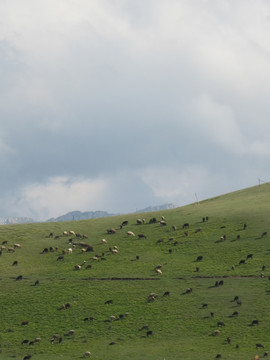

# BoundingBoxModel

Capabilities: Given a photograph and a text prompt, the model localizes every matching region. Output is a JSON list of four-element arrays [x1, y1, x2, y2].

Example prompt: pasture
[[0, 183, 270, 359]]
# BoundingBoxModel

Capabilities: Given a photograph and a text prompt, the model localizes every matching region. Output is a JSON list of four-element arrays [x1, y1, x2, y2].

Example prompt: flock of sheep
[[0, 211, 269, 360]]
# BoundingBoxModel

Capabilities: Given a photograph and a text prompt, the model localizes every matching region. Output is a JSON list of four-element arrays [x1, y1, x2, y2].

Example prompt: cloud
[[139, 165, 209, 204], [4, 176, 108, 221], [0, 1, 270, 220]]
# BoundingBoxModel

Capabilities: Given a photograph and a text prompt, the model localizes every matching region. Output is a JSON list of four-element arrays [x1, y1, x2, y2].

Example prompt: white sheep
[[68, 248, 73, 253], [84, 351, 91, 357], [74, 264, 81, 270], [127, 231, 135, 236], [101, 239, 107, 244], [156, 268, 162, 274], [14, 243, 21, 248], [69, 230, 76, 236]]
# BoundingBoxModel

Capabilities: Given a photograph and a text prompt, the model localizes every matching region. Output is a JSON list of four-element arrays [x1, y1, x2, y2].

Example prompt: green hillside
[[0, 183, 270, 360]]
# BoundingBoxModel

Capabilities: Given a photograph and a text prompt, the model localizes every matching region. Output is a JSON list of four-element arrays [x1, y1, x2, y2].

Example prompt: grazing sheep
[[202, 303, 208, 308], [243, 223, 247, 230], [107, 228, 117, 234], [227, 337, 232, 344], [14, 243, 21, 248], [216, 354, 221, 359], [110, 315, 116, 321], [232, 311, 239, 317], [236, 234, 241, 240], [121, 220, 128, 226], [149, 217, 157, 224], [63, 231, 68, 236], [138, 234, 147, 239], [34, 280, 39, 286], [195, 227, 202, 233], [127, 231, 135, 236], [159, 220, 166, 226], [196, 266, 200, 272], [172, 225, 177, 231], [16, 275, 23, 281], [231, 265, 235, 270], [196, 255, 203, 262], [84, 351, 91, 357], [262, 231, 268, 237], [155, 268, 162, 275], [217, 321, 225, 327], [139, 325, 149, 331], [156, 238, 164, 244], [137, 219, 143, 225], [239, 259, 246, 265], [183, 223, 189, 229], [57, 255, 64, 261], [12, 260, 18, 266], [213, 330, 220, 336], [233, 296, 239, 302], [74, 264, 82, 270], [69, 231, 76, 236], [101, 238, 107, 244], [148, 293, 158, 302], [8, 247, 15, 252], [236, 300, 242, 306], [219, 280, 224, 286], [184, 231, 189, 237], [23, 356, 32, 360], [256, 343, 264, 349], [21, 320, 29, 326], [251, 320, 259, 326], [246, 253, 253, 260], [105, 299, 113, 305], [22, 339, 29, 345], [146, 330, 153, 337], [163, 291, 170, 297], [185, 287, 192, 294]]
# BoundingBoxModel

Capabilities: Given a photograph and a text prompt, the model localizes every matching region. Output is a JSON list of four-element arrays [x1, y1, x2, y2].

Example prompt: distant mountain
[[0, 217, 35, 225], [46, 210, 115, 222], [0, 204, 177, 225], [135, 203, 176, 213]]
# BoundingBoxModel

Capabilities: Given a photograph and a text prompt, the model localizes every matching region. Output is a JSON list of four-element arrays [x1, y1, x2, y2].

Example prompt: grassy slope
[[0, 183, 270, 359]]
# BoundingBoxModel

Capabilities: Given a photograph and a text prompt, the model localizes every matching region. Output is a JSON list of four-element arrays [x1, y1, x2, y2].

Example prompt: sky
[[0, 0, 270, 221]]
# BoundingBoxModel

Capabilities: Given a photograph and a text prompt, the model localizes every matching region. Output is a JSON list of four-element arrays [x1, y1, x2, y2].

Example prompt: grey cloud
[[0, 0, 269, 220]]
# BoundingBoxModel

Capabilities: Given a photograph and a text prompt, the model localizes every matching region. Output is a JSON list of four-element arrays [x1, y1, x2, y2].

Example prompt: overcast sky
[[0, 0, 270, 221]]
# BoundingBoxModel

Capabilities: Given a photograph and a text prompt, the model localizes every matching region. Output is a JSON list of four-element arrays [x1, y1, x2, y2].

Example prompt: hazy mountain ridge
[[46, 210, 115, 222], [0, 203, 176, 224], [0, 217, 35, 225]]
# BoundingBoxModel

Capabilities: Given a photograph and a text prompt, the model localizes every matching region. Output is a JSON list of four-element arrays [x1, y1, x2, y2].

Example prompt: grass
[[0, 183, 270, 359]]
